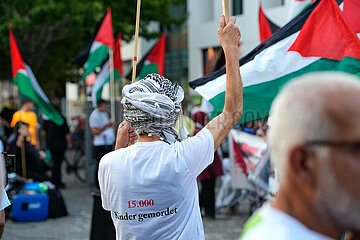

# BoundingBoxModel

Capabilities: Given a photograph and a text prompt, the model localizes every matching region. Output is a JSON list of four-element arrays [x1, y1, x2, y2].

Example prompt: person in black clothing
[[42, 101, 72, 188], [0, 96, 16, 139], [9, 121, 49, 181]]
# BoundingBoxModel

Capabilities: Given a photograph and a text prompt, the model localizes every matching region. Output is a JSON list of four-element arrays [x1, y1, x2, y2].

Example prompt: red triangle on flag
[[94, 7, 114, 50], [288, 0, 360, 60], [9, 26, 25, 78], [342, 0, 360, 34], [233, 140, 248, 176], [114, 33, 124, 76], [146, 34, 166, 76], [259, 2, 273, 42]]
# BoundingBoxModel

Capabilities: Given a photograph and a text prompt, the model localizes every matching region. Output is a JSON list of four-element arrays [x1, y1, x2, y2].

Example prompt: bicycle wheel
[[73, 149, 87, 182]]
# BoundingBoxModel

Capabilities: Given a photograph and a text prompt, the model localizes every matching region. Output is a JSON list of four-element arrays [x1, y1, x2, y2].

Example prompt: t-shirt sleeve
[[89, 112, 100, 128], [176, 128, 214, 177], [10, 112, 19, 128], [98, 155, 111, 210], [32, 112, 38, 126], [1, 188, 11, 211]]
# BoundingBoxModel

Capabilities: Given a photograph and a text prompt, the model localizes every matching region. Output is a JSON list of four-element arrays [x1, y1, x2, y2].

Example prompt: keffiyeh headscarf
[[122, 73, 187, 144]]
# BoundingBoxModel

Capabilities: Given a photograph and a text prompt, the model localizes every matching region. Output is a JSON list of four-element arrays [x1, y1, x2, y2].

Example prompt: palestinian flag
[[259, 1, 280, 42], [287, 0, 315, 22], [92, 34, 124, 107], [83, 7, 114, 81], [126, 34, 165, 80], [189, 0, 360, 124], [9, 26, 64, 125], [341, 0, 360, 35]]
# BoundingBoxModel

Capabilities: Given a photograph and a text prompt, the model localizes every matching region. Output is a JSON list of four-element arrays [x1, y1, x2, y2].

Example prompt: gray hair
[[268, 72, 360, 182]]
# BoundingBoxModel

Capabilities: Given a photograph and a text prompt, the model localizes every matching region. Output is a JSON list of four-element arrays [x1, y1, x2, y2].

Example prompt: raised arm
[[205, 15, 243, 150]]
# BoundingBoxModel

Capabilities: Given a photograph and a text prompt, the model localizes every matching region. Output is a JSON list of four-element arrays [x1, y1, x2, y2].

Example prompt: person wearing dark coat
[[42, 101, 72, 188], [192, 110, 224, 219], [9, 121, 49, 182]]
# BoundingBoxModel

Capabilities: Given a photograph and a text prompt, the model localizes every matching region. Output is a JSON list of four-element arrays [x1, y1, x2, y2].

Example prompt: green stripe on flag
[[138, 63, 159, 80], [95, 69, 122, 101], [14, 72, 64, 125], [83, 45, 109, 80], [210, 57, 360, 124]]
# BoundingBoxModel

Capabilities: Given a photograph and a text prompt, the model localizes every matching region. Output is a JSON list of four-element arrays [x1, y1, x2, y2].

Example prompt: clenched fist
[[217, 15, 241, 52], [115, 121, 138, 150]]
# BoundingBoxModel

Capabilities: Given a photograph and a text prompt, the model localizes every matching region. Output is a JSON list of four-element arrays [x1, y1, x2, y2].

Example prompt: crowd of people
[[0, 13, 359, 240], [97, 15, 359, 240], [0, 97, 72, 188]]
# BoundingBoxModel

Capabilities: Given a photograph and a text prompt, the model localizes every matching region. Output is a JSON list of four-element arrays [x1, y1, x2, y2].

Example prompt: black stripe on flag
[[189, 0, 321, 89], [75, 12, 107, 67], [267, 16, 280, 34], [125, 39, 160, 81]]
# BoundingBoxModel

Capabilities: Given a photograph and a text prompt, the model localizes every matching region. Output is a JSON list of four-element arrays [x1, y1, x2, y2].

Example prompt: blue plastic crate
[[12, 194, 49, 221]]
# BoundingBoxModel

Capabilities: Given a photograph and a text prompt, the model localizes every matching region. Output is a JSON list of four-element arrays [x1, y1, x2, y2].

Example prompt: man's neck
[[137, 134, 161, 143], [272, 187, 344, 239]]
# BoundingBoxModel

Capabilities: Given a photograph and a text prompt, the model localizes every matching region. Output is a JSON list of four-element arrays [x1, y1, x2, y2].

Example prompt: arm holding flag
[[205, 15, 243, 150]]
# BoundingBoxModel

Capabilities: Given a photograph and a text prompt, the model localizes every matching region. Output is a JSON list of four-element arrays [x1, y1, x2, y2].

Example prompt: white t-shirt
[[89, 109, 115, 146], [98, 128, 214, 240], [240, 204, 334, 240], [1, 187, 10, 211]]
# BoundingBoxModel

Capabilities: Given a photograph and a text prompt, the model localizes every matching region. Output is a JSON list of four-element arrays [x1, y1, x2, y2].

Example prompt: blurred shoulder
[[99, 148, 126, 168]]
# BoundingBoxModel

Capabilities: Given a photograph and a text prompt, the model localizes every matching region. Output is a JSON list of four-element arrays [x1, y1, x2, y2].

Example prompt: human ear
[[288, 145, 317, 188]]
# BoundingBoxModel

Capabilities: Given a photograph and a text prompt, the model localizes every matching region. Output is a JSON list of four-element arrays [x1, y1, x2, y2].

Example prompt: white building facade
[[187, 0, 292, 83]]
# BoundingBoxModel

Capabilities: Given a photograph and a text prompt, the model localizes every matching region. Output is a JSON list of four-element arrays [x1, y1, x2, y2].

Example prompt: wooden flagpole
[[131, 0, 142, 83], [125, 0, 141, 147], [222, 0, 230, 23], [21, 141, 26, 178], [109, 49, 115, 121]]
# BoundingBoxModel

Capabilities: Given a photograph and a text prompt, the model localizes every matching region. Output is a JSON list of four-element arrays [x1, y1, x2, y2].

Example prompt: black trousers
[[199, 178, 216, 218], [49, 148, 66, 187], [90, 146, 115, 240], [90, 195, 116, 240], [93, 145, 113, 188]]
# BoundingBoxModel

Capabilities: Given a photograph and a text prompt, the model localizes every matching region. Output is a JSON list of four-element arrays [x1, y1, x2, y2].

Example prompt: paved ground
[[3, 171, 249, 240]]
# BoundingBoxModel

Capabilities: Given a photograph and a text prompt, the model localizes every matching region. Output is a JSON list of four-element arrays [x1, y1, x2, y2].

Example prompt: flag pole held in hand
[[132, 0, 142, 83], [222, 0, 230, 23]]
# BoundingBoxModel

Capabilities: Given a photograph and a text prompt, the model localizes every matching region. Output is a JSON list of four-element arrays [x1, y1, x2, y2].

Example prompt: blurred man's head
[[96, 99, 107, 112], [268, 72, 360, 234], [20, 98, 34, 112], [192, 111, 209, 127], [51, 98, 62, 113], [14, 121, 30, 138], [8, 96, 16, 107]]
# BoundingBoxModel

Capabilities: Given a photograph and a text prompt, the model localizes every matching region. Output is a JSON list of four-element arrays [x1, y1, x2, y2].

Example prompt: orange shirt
[[11, 110, 38, 146]]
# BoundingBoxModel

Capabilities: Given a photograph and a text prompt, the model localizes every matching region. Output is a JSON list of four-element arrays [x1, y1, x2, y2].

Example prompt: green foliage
[[0, 0, 186, 96]]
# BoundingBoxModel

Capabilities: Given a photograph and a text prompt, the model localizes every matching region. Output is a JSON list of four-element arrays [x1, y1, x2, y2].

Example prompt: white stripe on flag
[[92, 60, 110, 107], [89, 41, 103, 53], [194, 32, 319, 100], [287, 0, 313, 22], [22, 64, 50, 103]]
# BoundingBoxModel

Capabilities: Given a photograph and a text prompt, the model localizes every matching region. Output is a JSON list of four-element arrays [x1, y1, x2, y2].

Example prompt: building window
[[202, 47, 224, 75], [165, 50, 188, 80], [262, 0, 285, 9], [233, 0, 243, 15]]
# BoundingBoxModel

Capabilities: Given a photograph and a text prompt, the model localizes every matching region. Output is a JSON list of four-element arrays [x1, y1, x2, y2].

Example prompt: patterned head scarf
[[122, 73, 187, 144]]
